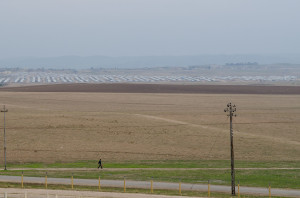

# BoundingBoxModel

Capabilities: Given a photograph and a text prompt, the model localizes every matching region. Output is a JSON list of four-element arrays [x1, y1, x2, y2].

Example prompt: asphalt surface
[[0, 175, 300, 197]]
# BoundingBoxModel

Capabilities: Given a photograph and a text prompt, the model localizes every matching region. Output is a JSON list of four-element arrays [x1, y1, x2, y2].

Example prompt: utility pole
[[224, 102, 237, 196], [1, 105, 8, 170]]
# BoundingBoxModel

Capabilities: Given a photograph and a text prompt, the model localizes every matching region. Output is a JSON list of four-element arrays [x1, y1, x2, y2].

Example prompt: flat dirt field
[[0, 84, 299, 163]]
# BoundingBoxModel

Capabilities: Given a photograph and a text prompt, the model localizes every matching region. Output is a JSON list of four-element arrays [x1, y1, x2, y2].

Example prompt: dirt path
[[1, 175, 300, 197], [134, 113, 300, 146]]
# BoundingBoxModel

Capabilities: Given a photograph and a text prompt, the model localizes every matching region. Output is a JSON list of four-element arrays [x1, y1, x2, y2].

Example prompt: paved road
[[0, 175, 300, 197]]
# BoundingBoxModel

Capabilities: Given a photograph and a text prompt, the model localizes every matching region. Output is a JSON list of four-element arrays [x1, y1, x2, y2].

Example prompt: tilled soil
[[1, 83, 299, 94], [0, 84, 299, 163]]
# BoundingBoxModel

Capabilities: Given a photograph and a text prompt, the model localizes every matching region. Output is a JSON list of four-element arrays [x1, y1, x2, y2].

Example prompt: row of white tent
[[0, 74, 298, 84]]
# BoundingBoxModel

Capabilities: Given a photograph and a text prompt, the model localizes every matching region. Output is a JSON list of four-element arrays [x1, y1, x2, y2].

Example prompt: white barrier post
[[4, 192, 7, 198]]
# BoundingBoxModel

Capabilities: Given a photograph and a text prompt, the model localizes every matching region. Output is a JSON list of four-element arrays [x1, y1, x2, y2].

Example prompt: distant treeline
[[225, 62, 258, 66]]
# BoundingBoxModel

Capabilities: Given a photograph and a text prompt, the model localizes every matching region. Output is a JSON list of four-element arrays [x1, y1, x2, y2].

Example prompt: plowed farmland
[[0, 84, 299, 163]]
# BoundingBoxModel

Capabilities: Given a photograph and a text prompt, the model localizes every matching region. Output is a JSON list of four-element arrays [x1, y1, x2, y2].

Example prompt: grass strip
[[1, 160, 300, 189], [1, 169, 299, 189], [6, 160, 300, 169]]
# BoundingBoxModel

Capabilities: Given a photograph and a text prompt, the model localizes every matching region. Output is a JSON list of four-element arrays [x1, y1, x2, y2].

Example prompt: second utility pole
[[224, 102, 237, 196], [1, 105, 8, 171]]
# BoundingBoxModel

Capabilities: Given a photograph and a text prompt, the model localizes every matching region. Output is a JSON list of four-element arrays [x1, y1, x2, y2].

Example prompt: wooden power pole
[[224, 102, 237, 196], [1, 105, 8, 170]]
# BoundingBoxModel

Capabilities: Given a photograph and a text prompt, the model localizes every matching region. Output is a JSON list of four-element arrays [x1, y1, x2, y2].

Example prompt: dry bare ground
[[0, 84, 299, 163]]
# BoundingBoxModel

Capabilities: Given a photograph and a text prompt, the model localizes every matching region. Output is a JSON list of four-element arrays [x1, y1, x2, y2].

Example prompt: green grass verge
[[6, 159, 300, 169], [1, 160, 300, 189], [1, 169, 299, 189]]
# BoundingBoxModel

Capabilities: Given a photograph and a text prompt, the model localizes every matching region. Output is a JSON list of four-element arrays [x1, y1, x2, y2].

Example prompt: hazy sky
[[0, 0, 300, 59]]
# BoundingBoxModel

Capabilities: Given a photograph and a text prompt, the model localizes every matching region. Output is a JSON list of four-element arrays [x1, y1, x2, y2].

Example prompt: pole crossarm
[[0, 106, 8, 113], [224, 102, 237, 117]]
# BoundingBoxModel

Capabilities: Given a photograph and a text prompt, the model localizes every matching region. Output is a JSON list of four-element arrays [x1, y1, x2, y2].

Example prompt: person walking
[[98, 159, 103, 169]]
